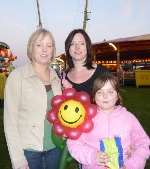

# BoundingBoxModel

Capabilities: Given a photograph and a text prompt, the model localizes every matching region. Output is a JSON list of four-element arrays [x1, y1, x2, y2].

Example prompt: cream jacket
[[4, 63, 62, 169]]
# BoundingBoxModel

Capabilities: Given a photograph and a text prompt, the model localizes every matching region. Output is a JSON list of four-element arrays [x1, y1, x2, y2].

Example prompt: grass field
[[0, 87, 150, 169]]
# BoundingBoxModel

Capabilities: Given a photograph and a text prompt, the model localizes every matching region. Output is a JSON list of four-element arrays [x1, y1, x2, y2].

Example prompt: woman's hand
[[18, 164, 29, 169], [61, 72, 72, 89], [61, 76, 72, 89], [24, 164, 30, 169], [18, 160, 30, 169], [61, 79, 72, 89], [96, 151, 110, 167]]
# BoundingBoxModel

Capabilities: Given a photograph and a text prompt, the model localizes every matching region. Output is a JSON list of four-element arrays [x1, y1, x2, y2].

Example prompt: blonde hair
[[27, 28, 56, 61]]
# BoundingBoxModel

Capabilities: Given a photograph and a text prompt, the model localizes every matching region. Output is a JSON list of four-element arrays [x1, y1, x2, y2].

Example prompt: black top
[[65, 65, 110, 97], [45, 84, 51, 92]]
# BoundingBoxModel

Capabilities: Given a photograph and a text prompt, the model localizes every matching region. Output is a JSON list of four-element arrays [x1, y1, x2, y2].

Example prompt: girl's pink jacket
[[67, 106, 150, 169]]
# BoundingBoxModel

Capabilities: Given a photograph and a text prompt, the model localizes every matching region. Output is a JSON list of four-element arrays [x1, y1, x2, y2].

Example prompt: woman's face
[[69, 33, 87, 62], [95, 80, 118, 112], [32, 34, 53, 65]]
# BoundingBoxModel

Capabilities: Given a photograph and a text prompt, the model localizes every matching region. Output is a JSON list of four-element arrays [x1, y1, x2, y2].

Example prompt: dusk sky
[[0, 0, 150, 66]]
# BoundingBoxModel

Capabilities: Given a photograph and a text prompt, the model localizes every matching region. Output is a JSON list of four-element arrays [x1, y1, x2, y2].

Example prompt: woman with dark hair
[[62, 29, 110, 97]]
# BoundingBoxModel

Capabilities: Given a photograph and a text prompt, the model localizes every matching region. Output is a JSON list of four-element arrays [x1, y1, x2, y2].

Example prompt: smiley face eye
[[64, 105, 68, 110], [75, 107, 79, 113]]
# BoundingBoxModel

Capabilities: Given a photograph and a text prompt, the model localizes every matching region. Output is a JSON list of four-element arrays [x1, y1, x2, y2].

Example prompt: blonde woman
[[4, 28, 62, 169]]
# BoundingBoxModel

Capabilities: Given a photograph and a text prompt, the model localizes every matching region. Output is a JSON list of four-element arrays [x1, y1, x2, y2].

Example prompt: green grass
[[0, 107, 11, 169], [0, 87, 150, 169], [121, 87, 150, 134]]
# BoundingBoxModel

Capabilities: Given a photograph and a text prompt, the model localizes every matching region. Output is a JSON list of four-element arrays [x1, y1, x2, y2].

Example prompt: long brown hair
[[65, 29, 94, 71]]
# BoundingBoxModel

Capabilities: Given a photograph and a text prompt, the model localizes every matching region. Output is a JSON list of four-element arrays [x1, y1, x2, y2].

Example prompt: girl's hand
[[126, 145, 132, 159], [96, 151, 110, 167]]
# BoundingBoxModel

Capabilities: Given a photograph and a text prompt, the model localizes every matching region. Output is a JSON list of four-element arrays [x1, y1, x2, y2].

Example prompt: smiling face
[[32, 34, 54, 65], [69, 33, 87, 62], [58, 99, 86, 128]]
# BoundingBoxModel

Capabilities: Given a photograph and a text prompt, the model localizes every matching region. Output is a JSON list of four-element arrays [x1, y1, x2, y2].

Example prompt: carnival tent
[[92, 34, 150, 62]]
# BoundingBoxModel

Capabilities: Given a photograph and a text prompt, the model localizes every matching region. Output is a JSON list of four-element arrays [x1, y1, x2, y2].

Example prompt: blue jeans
[[24, 148, 61, 169]]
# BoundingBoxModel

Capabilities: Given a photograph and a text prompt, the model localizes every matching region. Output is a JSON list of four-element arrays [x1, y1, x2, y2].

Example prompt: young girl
[[67, 73, 150, 169]]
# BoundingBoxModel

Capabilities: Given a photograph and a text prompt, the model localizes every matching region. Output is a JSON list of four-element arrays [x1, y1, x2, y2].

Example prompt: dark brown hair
[[65, 29, 94, 71], [92, 73, 123, 105]]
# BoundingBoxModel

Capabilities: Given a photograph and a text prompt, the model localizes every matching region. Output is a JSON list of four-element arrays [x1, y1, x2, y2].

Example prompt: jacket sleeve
[[4, 70, 27, 169], [124, 114, 150, 169], [50, 68, 62, 95], [67, 136, 98, 166]]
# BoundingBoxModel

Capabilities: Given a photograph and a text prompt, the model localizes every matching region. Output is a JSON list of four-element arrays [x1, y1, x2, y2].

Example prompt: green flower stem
[[58, 141, 68, 169]]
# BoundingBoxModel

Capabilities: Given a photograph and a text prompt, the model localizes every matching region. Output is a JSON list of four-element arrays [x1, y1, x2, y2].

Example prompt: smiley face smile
[[60, 110, 82, 124]]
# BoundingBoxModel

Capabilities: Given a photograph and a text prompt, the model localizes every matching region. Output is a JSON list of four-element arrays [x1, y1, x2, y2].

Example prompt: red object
[[47, 88, 97, 139]]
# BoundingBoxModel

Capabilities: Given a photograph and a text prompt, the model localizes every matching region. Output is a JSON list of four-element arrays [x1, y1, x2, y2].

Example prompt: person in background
[[62, 28, 110, 97], [4, 28, 62, 169], [67, 73, 150, 169]]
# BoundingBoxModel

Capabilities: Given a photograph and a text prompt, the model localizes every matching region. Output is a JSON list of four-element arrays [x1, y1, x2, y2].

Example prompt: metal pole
[[83, 0, 88, 30], [117, 49, 120, 70], [36, 0, 42, 28], [117, 48, 121, 81]]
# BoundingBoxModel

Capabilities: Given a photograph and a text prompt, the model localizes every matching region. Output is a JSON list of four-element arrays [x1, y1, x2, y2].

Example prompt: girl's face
[[95, 80, 118, 112], [69, 33, 87, 62], [32, 34, 53, 65]]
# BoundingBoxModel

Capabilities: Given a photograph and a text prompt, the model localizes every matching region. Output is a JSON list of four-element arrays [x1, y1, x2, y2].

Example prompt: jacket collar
[[22, 62, 58, 82], [22, 62, 36, 78]]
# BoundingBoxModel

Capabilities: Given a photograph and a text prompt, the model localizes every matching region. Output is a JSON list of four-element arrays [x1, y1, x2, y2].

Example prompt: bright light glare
[[109, 43, 117, 51]]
